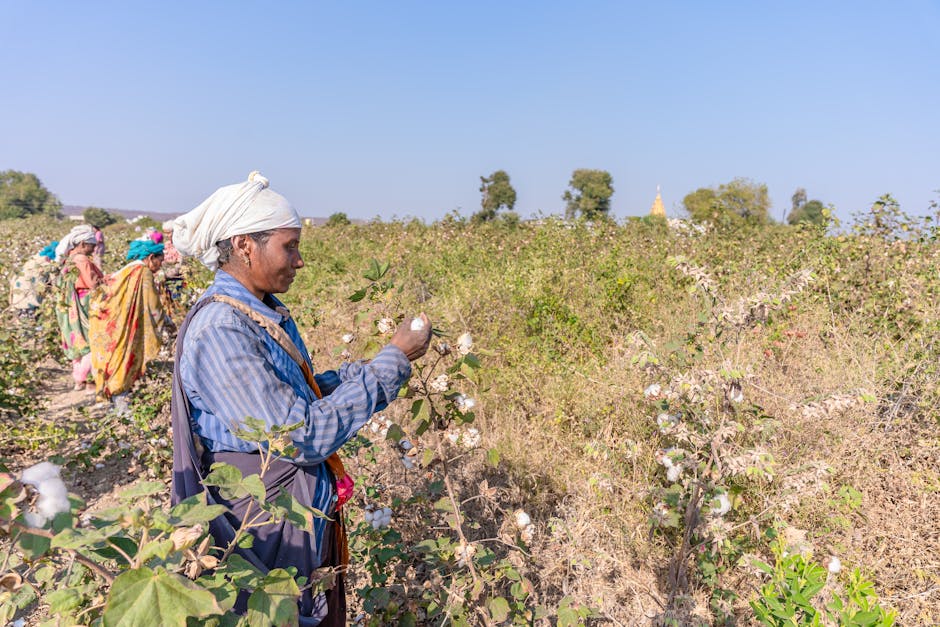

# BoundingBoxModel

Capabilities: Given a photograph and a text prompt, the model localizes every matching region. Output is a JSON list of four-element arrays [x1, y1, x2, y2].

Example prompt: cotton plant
[[633, 258, 817, 622], [0, 420, 337, 627], [342, 259, 559, 626]]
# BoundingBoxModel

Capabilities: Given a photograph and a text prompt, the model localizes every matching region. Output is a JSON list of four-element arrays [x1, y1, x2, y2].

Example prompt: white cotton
[[827, 556, 842, 574], [171, 171, 302, 271], [666, 466, 681, 482], [341, 333, 355, 344], [364, 510, 375, 523], [446, 431, 460, 444], [456, 333, 473, 355], [710, 493, 731, 516], [644, 384, 662, 398], [401, 456, 415, 469], [514, 510, 531, 529], [21, 461, 61, 486], [430, 374, 450, 393], [455, 395, 476, 412], [462, 428, 481, 448], [410, 317, 425, 331], [371, 519, 383, 530], [24, 511, 48, 528], [36, 478, 70, 520], [399, 438, 413, 451], [656, 413, 678, 432], [377, 318, 394, 334]]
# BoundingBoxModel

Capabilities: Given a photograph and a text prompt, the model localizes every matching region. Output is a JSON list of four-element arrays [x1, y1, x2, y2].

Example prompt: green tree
[[562, 169, 614, 220], [474, 170, 517, 223], [326, 212, 351, 227], [83, 206, 118, 227], [0, 170, 62, 220], [788, 200, 826, 226], [682, 178, 771, 224]]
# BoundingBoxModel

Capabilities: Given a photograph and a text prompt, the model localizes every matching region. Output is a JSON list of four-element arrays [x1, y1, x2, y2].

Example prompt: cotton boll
[[381, 507, 392, 519], [644, 384, 661, 398], [399, 438, 413, 451], [514, 510, 531, 529], [430, 374, 450, 393], [21, 461, 61, 486], [410, 317, 425, 331], [401, 456, 415, 470], [372, 518, 383, 530], [666, 465, 681, 482], [826, 556, 841, 574], [24, 511, 47, 528], [710, 493, 731, 517], [455, 395, 475, 412], [364, 509, 375, 523], [377, 317, 395, 334], [341, 333, 354, 344], [456, 333, 473, 355]]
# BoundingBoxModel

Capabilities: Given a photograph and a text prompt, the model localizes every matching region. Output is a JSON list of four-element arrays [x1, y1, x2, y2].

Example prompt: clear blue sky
[[2, 2, 938, 222]]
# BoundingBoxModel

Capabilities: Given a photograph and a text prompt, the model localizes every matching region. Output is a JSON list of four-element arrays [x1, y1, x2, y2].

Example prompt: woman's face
[[247, 228, 304, 295], [80, 242, 96, 255], [145, 254, 164, 273]]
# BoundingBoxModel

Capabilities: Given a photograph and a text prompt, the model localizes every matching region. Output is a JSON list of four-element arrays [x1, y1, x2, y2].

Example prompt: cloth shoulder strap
[[210, 294, 323, 399]]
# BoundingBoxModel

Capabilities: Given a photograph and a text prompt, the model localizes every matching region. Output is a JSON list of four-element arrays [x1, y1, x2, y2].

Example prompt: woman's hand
[[390, 313, 432, 361]]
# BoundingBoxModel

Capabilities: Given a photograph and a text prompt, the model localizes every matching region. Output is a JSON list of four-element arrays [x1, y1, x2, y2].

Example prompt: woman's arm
[[184, 315, 411, 464]]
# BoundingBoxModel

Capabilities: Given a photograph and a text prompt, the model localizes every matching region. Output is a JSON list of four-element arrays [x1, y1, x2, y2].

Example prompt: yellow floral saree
[[89, 261, 165, 398]]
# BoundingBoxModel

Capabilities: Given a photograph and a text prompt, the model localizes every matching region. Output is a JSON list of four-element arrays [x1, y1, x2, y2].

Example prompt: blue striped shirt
[[179, 270, 411, 514]]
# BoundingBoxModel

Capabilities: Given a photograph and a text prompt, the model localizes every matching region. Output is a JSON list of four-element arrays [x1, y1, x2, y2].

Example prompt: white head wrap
[[54, 224, 97, 262], [171, 171, 301, 271]]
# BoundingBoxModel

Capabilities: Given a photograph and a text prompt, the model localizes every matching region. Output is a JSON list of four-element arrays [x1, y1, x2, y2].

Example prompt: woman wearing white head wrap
[[171, 172, 432, 624], [171, 171, 302, 271], [54, 224, 104, 391], [54, 224, 97, 263]]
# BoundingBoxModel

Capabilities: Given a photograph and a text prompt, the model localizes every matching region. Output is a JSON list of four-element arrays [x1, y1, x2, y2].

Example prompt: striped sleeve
[[184, 312, 411, 464]]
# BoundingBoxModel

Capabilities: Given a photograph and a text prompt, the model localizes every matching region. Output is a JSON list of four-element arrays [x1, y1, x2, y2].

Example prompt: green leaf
[[202, 464, 265, 503], [486, 448, 500, 467], [47, 587, 83, 614], [385, 423, 405, 443], [557, 606, 580, 626], [421, 449, 435, 467], [267, 489, 330, 533], [433, 497, 453, 513], [169, 494, 228, 526], [349, 288, 367, 302], [16, 530, 51, 559], [488, 597, 510, 622], [103, 567, 223, 626], [222, 554, 265, 589], [118, 481, 166, 501], [246, 568, 300, 627], [138, 539, 175, 563], [51, 526, 108, 550]]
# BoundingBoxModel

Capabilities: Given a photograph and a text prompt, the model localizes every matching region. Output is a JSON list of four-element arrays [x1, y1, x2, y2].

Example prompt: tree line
[[0, 168, 828, 227]]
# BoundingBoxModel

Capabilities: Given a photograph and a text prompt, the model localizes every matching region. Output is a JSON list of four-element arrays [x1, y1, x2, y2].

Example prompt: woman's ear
[[231, 234, 252, 257]]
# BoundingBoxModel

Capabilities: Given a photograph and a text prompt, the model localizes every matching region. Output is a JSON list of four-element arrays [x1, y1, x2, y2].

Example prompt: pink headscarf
[[149, 230, 164, 244]]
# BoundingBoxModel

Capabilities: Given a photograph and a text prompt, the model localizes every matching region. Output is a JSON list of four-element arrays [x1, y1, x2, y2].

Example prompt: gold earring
[[243, 255, 251, 268]]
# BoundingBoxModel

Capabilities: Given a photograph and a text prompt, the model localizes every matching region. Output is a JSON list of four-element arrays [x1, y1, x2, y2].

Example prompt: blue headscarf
[[126, 239, 165, 261], [39, 241, 58, 261]]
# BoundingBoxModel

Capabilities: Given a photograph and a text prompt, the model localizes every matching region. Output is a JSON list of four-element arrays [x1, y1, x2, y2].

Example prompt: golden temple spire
[[650, 185, 666, 218]]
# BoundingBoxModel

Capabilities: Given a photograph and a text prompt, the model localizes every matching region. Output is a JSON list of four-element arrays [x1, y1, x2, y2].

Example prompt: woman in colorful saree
[[54, 225, 104, 391], [9, 241, 58, 317], [170, 172, 431, 625], [89, 239, 167, 402]]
